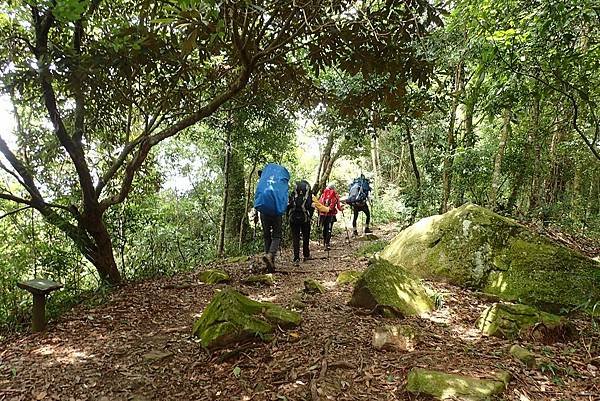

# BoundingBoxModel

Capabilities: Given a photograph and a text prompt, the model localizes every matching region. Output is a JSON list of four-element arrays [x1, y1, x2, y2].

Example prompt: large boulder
[[477, 303, 573, 343], [380, 203, 600, 310], [406, 368, 510, 400], [349, 259, 434, 317], [192, 289, 301, 349]]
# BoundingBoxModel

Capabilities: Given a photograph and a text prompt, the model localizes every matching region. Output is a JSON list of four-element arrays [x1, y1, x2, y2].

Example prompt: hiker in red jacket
[[319, 184, 344, 251]]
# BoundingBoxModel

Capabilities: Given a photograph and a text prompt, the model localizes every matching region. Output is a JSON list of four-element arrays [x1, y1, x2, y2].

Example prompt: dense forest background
[[1, 0, 599, 332]]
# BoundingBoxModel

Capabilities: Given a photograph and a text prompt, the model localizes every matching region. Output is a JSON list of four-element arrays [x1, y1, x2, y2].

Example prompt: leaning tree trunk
[[440, 62, 463, 214], [313, 132, 335, 195], [489, 107, 512, 210]]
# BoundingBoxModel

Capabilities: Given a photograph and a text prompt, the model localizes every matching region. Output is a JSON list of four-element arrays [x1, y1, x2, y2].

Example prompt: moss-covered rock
[[242, 273, 275, 286], [380, 203, 600, 310], [198, 269, 230, 284], [303, 279, 325, 294], [477, 303, 573, 343], [509, 345, 537, 368], [192, 289, 301, 349], [336, 271, 362, 285], [372, 325, 418, 351], [406, 368, 510, 400], [349, 259, 434, 317]]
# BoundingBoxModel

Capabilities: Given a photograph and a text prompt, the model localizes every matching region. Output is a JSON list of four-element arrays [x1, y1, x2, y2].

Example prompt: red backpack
[[319, 188, 338, 214]]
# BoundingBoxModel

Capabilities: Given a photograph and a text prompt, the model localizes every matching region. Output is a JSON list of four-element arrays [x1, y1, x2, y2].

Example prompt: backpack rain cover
[[254, 163, 290, 216]]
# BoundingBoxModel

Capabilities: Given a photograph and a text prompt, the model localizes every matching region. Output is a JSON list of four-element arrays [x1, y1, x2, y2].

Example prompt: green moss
[[406, 368, 510, 400], [198, 269, 230, 284], [349, 259, 434, 317], [303, 279, 325, 294], [242, 274, 275, 286], [336, 271, 362, 285], [380, 203, 600, 310], [509, 345, 537, 368], [354, 240, 389, 257], [192, 288, 301, 349], [477, 303, 571, 342]]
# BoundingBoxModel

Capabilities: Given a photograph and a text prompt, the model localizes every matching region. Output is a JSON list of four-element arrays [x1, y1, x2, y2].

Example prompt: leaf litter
[[0, 223, 598, 400]]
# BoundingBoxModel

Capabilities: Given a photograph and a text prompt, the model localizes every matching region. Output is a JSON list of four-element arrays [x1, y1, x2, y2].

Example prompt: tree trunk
[[226, 149, 247, 241], [528, 95, 542, 212], [405, 122, 421, 224], [440, 62, 463, 213], [239, 162, 257, 249], [455, 68, 484, 207], [313, 132, 335, 195], [370, 135, 380, 195], [217, 133, 232, 258], [489, 107, 512, 209]]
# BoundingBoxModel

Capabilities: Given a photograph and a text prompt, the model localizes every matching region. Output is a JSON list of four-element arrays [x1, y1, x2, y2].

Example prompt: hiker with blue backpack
[[254, 164, 290, 272], [346, 174, 372, 236]]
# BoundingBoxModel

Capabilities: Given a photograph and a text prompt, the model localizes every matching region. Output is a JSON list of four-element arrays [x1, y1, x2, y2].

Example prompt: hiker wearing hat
[[318, 184, 343, 251]]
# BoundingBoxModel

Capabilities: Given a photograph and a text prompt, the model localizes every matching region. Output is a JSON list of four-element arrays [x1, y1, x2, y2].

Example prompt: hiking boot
[[262, 253, 275, 272], [303, 256, 311, 262], [364, 227, 373, 234], [293, 257, 300, 267], [324, 244, 331, 251], [352, 230, 359, 237]]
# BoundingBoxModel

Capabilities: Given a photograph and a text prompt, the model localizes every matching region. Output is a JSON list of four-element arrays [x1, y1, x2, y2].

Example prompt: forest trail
[[1, 225, 599, 401]]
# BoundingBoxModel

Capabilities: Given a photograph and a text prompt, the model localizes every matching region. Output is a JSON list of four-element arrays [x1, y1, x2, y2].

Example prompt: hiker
[[287, 180, 315, 265], [254, 164, 290, 272], [346, 174, 372, 236], [319, 184, 343, 251]]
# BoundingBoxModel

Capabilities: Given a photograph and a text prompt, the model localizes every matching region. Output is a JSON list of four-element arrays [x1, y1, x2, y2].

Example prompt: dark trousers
[[291, 222, 311, 260], [320, 215, 335, 245], [260, 213, 282, 257], [352, 203, 371, 229]]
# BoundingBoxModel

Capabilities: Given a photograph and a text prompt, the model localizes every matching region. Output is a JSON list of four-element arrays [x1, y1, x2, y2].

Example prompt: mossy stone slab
[[477, 303, 573, 343], [198, 269, 230, 284], [380, 203, 600, 310], [192, 288, 301, 349], [406, 368, 510, 400], [336, 271, 362, 285], [349, 259, 434, 317]]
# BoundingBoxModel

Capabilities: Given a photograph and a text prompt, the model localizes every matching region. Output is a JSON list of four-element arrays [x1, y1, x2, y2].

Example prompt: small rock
[[509, 345, 537, 368], [336, 271, 362, 285], [242, 274, 275, 286], [372, 325, 417, 351], [198, 269, 230, 284], [303, 279, 325, 294], [142, 350, 173, 362]]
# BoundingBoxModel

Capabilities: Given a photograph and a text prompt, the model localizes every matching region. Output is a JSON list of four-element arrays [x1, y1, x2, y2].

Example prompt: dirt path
[[1, 226, 599, 400]]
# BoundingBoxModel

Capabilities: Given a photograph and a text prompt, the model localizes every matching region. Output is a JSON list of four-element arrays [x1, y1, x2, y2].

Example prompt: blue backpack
[[347, 176, 371, 205], [254, 163, 290, 216]]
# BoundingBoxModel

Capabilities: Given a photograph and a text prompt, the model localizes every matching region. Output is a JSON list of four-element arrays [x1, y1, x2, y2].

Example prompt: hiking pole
[[340, 209, 351, 246]]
